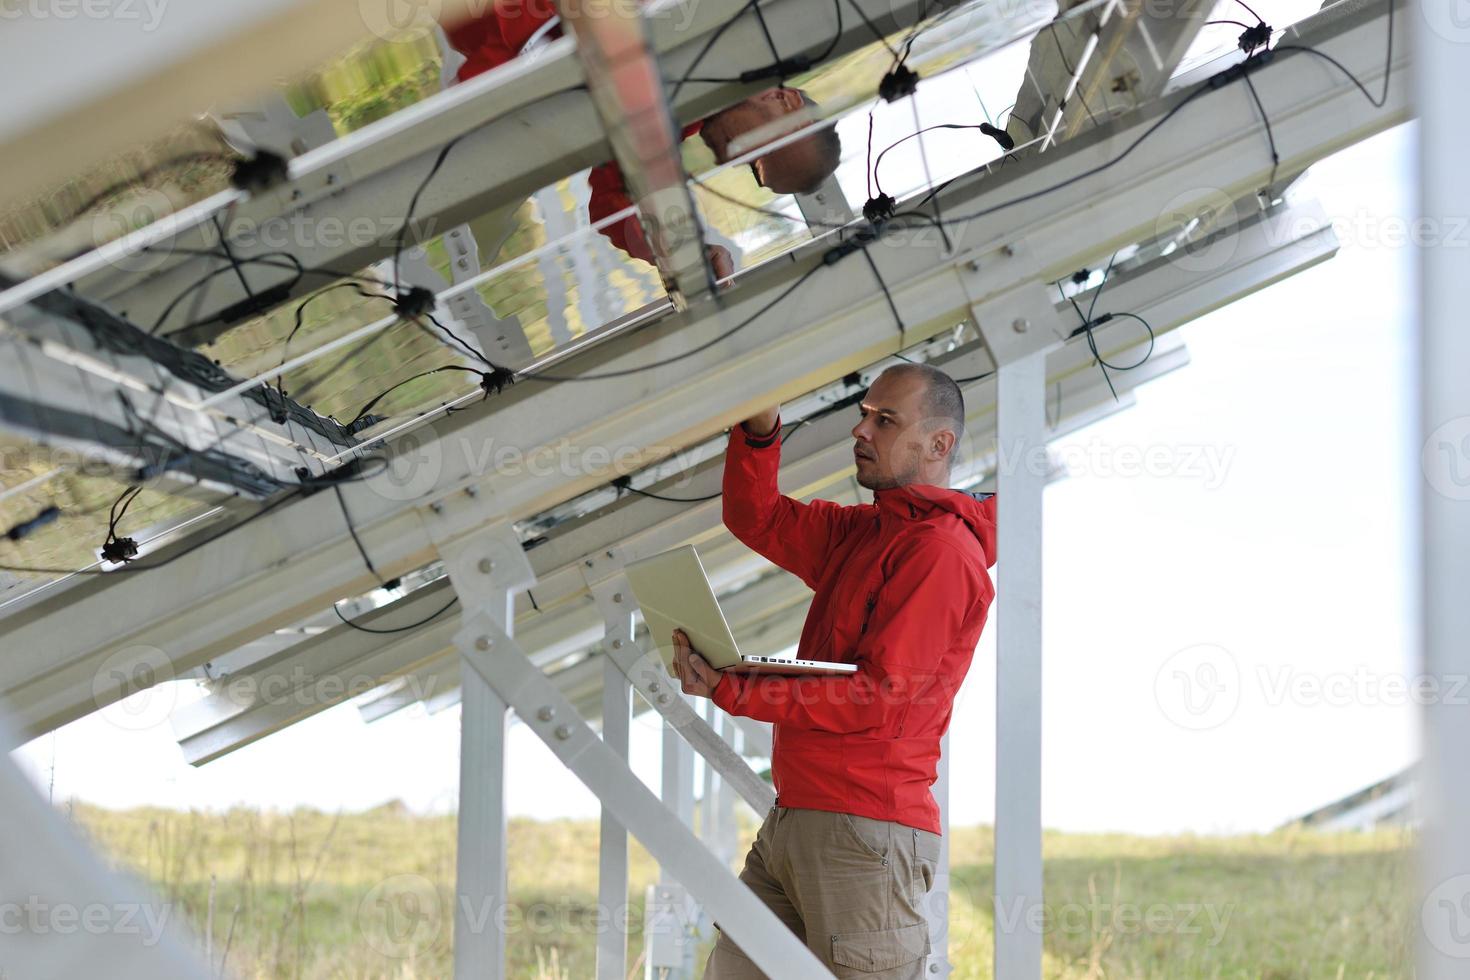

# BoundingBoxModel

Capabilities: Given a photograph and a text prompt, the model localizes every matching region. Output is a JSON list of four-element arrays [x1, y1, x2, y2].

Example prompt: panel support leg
[[992, 347, 1047, 980], [1415, 1, 1470, 975], [440, 523, 830, 980]]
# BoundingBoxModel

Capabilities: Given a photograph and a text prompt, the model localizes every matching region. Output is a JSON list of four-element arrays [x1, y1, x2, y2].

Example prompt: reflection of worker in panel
[[674, 363, 998, 979], [445, 3, 841, 278]]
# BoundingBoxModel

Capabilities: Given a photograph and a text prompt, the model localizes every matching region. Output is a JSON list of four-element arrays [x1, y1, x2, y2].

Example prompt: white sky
[[10, 24, 1418, 836]]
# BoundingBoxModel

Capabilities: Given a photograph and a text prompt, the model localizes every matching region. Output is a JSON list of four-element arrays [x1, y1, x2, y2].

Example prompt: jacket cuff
[[711, 673, 740, 714], [738, 415, 782, 449]]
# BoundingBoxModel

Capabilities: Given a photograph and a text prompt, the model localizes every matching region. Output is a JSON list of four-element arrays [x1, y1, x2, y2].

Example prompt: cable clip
[[863, 194, 896, 225], [101, 537, 139, 565], [979, 122, 1016, 152], [479, 366, 517, 397], [230, 151, 290, 195], [1237, 21, 1272, 53], [878, 65, 919, 103], [394, 285, 438, 319]]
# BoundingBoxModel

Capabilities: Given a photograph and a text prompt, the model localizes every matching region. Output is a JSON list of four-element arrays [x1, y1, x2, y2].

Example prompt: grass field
[[67, 803, 1414, 979]]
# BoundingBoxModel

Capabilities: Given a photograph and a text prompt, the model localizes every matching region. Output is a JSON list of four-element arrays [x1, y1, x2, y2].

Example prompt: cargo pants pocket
[[830, 922, 930, 977]]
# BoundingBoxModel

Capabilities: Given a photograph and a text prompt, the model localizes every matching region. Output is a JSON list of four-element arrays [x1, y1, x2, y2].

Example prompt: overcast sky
[[11, 109, 1417, 836]]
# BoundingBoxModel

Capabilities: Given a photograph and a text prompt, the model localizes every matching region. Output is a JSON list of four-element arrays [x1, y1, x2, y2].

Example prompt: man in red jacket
[[446, 4, 843, 275], [673, 362, 997, 979]]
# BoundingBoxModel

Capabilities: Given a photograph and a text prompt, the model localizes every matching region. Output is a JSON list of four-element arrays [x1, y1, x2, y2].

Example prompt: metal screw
[[1012, 317, 1030, 333], [554, 724, 573, 740], [475, 636, 493, 651], [430, 501, 445, 515], [611, 639, 623, 649], [477, 558, 495, 574], [465, 485, 479, 498], [965, 259, 981, 272], [536, 706, 555, 722], [612, 592, 623, 604], [605, 550, 614, 559], [649, 682, 660, 693], [584, 559, 594, 568], [929, 964, 940, 973], [1001, 243, 1015, 257], [657, 694, 671, 705]]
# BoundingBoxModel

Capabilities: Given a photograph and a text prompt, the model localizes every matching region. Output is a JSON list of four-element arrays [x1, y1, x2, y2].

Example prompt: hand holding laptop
[[672, 628, 722, 698]]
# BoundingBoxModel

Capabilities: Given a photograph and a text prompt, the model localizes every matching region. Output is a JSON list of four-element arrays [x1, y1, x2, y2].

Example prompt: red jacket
[[712, 418, 997, 834], [445, 4, 699, 265]]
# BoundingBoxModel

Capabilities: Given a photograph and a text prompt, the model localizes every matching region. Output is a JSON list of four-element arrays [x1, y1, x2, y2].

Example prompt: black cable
[[393, 134, 467, 294], [1273, 0, 1392, 111], [523, 263, 822, 383], [1239, 70, 1279, 190], [861, 246, 905, 341], [52, 152, 236, 227], [332, 594, 459, 634], [872, 122, 1012, 199], [845, 0, 898, 58], [276, 282, 394, 401], [333, 483, 382, 585], [1047, 23, 1100, 129]]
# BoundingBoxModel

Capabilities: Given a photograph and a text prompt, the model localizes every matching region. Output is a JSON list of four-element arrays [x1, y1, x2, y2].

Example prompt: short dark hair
[[884, 363, 966, 468], [794, 92, 843, 195]]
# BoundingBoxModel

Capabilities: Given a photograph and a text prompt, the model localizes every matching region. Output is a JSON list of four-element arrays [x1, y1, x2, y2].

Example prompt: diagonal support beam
[[449, 523, 830, 979]]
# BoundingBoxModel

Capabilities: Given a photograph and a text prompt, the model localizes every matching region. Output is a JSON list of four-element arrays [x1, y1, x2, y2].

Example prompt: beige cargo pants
[[702, 805, 943, 979]]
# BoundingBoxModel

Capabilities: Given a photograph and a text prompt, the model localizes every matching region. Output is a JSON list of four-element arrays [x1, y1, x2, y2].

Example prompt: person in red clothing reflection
[[674, 362, 998, 979], [445, 4, 842, 278]]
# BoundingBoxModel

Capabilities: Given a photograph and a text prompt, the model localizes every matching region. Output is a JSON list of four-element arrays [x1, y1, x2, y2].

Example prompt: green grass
[[65, 802, 1413, 979]]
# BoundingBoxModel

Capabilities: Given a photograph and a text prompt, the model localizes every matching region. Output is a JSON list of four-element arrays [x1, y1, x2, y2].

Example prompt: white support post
[[438, 521, 831, 980], [437, 517, 532, 980], [925, 732, 954, 978], [991, 342, 1050, 980], [600, 653, 633, 980], [1414, 0, 1470, 976], [590, 569, 636, 980], [650, 714, 699, 980]]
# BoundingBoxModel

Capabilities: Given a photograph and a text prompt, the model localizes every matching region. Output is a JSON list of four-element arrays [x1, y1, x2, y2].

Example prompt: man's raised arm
[[722, 406, 855, 591]]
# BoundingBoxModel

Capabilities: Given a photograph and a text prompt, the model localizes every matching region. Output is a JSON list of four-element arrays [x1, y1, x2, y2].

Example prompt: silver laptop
[[624, 545, 859, 677]]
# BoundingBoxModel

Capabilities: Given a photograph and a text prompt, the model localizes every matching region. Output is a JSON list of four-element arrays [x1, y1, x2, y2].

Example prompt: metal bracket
[[459, 604, 831, 979]]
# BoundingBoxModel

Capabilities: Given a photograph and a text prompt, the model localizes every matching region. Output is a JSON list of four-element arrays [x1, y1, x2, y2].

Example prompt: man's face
[[851, 371, 939, 491], [700, 88, 828, 194]]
